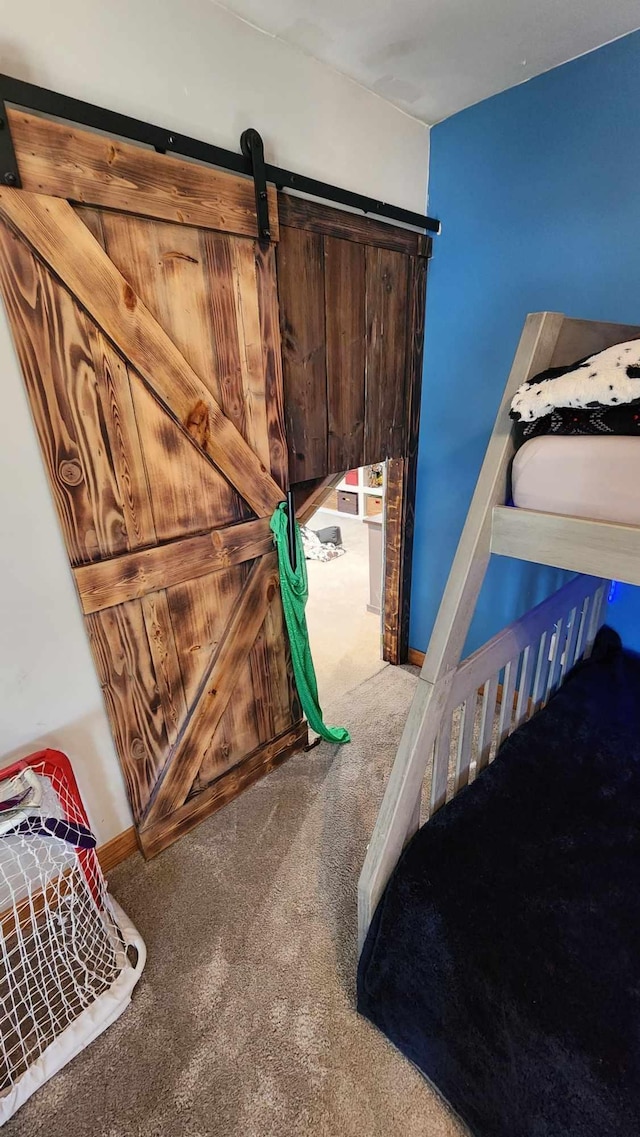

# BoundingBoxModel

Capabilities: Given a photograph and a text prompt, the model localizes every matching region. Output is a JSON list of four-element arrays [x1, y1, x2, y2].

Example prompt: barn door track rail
[[0, 73, 440, 240]]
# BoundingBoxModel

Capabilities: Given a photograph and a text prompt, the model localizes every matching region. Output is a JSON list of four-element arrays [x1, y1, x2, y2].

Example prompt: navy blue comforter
[[358, 629, 640, 1136]]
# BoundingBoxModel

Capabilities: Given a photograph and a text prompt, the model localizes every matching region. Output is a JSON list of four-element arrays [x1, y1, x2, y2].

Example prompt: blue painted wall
[[410, 30, 640, 657]]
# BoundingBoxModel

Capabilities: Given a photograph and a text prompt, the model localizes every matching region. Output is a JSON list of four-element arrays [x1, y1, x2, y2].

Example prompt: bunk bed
[[357, 312, 640, 1137]]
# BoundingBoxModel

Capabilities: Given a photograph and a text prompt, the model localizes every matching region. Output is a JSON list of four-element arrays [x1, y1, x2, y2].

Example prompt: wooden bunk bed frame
[[359, 310, 640, 949]]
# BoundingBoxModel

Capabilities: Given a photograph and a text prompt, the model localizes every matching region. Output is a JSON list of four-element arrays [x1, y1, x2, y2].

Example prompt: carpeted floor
[[8, 666, 465, 1137], [305, 510, 385, 709]]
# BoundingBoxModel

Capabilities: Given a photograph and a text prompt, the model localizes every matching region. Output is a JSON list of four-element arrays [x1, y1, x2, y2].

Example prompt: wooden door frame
[[382, 248, 429, 665], [282, 197, 431, 666]]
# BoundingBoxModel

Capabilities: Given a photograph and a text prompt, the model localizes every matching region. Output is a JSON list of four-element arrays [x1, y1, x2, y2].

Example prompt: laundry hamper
[[0, 749, 145, 1123]]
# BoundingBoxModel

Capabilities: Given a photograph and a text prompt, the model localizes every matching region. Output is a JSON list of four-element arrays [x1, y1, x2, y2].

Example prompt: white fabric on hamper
[[512, 436, 640, 526]]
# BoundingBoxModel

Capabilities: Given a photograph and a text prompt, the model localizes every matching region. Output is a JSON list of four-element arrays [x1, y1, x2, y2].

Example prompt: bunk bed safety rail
[[416, 574, 607, 834], [359, 572, 607, 952]]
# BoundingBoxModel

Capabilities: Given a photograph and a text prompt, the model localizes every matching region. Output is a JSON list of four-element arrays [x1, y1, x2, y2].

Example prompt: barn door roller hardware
[[240, 128, 270, 243], [0, 73, 440, 237], [0, 98, 19, 187]]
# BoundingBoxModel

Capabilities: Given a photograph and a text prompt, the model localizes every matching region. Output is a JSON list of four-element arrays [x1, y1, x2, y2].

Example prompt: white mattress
[[511, 436, 640, 526]]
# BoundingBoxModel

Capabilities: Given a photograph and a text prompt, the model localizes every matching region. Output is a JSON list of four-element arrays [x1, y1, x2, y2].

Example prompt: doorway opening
[[302, 463, 388, 710]]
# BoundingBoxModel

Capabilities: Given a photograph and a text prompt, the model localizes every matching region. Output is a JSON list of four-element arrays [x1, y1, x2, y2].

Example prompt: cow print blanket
[[510, 339, 640, 447]]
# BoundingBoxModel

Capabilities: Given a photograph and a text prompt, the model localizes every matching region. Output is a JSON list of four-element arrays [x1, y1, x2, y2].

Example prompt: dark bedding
[[358, 630, 640, 1136], [513, 401, 640, 448]]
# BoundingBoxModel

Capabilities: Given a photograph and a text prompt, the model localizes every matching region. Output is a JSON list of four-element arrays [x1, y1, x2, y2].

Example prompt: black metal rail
[[0, 73, 440, 238]]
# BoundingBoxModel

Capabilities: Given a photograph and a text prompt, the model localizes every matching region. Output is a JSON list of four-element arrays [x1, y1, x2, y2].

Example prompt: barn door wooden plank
[[73, 516, 273, 613], [228, 239, 296, 769], [230, 238, 271, 470], [364, 246, 410, 463], [325, 235, 366, 472], [8, 109, 279, 240], [278, 193, 424, 256], [252, 601, 294, 739], [87, 326, 157, 551], [97, 212, 226, 395], [0, 218, 128, 564], [91, 211, 250, 532], [97, 211, 287, 507], [255, 242, 288, 487], [325, 237, 366, 472], [278, 225, 327, 482], [166, 564, 260, 793], [130, 372, 249, 541], [140, 589, 188, 748], [0, 189, 283, 516], [86, 600, 169, 821], [383, 456, 405, 665], [395, 252, 428, 662], [144, 551, 281, 824]]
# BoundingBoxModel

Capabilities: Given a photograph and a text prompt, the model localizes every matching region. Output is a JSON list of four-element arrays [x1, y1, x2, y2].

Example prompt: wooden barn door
[[0, 111, 306, 857], [277, 197, 430, 664]]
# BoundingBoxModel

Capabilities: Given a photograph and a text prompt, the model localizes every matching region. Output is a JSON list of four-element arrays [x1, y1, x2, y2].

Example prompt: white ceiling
[[218, 0, 640, 124]]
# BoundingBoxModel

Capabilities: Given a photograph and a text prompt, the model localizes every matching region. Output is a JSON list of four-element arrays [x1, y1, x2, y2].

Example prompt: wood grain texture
[[245, 595, 294, 748], [137, 720, 307, 859], [382, 254, 428, 664], [0, 219, 127, 565], [0, 189, 283, 516], [277, 193, 425, 256], [550, 316, 640, 369], [277, 225, 327, 482], [0, 134, 298, 858], [324, 236, 366, 471], [73, 204, 105, 245], [255, 241, 288, 489], [141, 589, 187, 747], [97, 826, 139, 874], [229, 238, 271, 471], [74, 516, 273, 613], [9, 108, 279, 240], [86, 599, 169, 821], [491, 505, 640, 585], [382, 457, 405, 665], [87, 325, 157, 551], [128, 369, 247, 541], [260, 598, 296, 736], [146, 552, 281, 822], [166, 563, 260, 792], [397, 254, 428, 661], [97, 211, 226, 408], [364, 245, 410, 464]]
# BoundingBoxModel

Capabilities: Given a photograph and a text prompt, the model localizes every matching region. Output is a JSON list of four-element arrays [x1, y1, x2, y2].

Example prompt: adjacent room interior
[[304, 464, 386, 709], [3, 4, 640, 1135]]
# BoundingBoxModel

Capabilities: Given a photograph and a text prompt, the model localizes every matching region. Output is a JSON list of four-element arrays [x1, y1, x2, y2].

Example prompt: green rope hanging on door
[[270, 502, 350, 745]]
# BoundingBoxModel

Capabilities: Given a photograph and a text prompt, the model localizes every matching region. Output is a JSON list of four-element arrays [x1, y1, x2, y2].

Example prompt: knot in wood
[[185, 400, 210, 448], [59, 459, 83, 487], [131, 738, 146, 762]]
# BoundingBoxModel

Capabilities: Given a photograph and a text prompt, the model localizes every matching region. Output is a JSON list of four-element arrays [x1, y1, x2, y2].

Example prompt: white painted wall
[[0, 0, 429, 844]]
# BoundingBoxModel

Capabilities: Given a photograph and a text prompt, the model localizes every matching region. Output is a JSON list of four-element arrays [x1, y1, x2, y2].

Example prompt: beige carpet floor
[[305, 510, 385, 709], [8, 666, 466, 1137]]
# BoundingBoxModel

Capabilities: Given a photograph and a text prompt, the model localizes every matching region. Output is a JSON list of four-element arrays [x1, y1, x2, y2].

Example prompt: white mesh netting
[[0, 751, 145, 1122]]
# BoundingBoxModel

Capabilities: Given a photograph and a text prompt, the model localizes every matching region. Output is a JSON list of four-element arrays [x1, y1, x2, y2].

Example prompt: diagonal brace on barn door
[[0, 188, 284, 517], [142, 552, 282, 826]]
